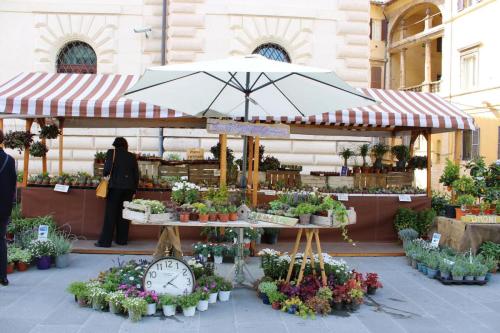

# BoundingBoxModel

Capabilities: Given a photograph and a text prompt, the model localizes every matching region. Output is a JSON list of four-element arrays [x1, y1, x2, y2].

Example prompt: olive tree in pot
[[50, 233, 72, 268], [370, 143, 389, 171], [391, 145, 410, 172], [359, 144, 370, 172], [339, 148, 355, 169]]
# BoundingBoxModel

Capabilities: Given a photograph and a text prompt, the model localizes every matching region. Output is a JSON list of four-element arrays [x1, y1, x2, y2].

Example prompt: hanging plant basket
[[39, 124, 61, 140], [4, 131, 34, 153], [30, 141, 49, 157]]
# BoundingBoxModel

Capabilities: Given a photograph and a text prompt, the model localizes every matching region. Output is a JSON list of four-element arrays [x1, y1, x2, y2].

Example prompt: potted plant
[[14, 248, 31, 271], [218, 278, 232, 302], [370, 143, 389, 171], [29, 239, 56, 270], [198, 275, 219, 303], [94, 151, 107, 164], [179, 205, 191, 223], [208, 206, 218, 222], [439, 158, 460, 191], [67, 281, 89, 307], [29, 141, 49, 158], [456, 194, 475, 219], [192, 203, 209, 222], [293, 203, 317, 225], [172, 180, 200, 206], [425, 253, 440, 279], [439, 259, 452, 280], [39, 124, 61, 139], [88, 286, 107, 311], [195, 288, 210, 312], [177, 293, 199, 317], [464, 262, 475, 281], [472, 262, 489, 281], [359, 144, 370, 172], [268, 290, 286, 310], [257, 281, 277, 305], [339, 148, 355, 168], [391, 145, 410, 172], [3, 130, 34, 153], [50, 233, 72, 268], [123, 297, 147, 322], [6, 254, 15, 274], [364, 273, 383, 294], [159, 294, 177, 317], [228, 205, 238, 221], [217, 206, 229, 222], [140, 290, 159, 316], [106, 291, 126, 314], [451, 263, 466, 281], [212, 244, 225, 264]]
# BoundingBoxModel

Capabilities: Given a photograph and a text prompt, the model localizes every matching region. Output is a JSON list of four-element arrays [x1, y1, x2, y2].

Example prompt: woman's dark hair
[[0, 129, 4, 145], [112, 137, 128, 150]]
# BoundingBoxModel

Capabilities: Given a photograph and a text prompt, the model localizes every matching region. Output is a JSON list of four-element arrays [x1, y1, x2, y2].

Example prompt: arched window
[[56, 41, 97, 74], [253, 43, 291, 63]]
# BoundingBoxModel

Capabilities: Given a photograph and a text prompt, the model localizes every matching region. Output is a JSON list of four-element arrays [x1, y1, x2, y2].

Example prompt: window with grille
[[462, 128, 480, 160], [57, 41, 97, 74], [253, 43, 291, 63]]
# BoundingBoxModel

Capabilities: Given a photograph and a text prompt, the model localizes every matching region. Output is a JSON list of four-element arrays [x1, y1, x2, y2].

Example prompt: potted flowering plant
[[139, 290, 159, 315], [192, 202, 209, 222], [217, 206, 229, 222], [364, 273, 383, 295], [29, 239, 57, 270], [123, 297, 148, 322], [195, 287, 210, 311], [106, 291, 126, 314], [257, 281, 277, 304], [159, 294, 177, 316], [67, 281, 90, 307], [177, 293, 200, 317], [14, 248, 31, 271], [212, 244, 225, 264], [3, 130, 34, 153], [88, 285, 108, 311], [217, 278, 233, 302], [172, 180, 200, 206], [197, 275, 219, 303], [6, 250, 15, 274]]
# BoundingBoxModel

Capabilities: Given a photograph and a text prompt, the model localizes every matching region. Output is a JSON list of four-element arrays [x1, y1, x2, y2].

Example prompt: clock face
[[143, 257, 195, 296]]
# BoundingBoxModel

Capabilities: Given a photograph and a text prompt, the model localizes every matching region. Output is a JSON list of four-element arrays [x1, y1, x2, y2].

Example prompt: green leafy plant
[[258, 281, 278, 295], [339, 148, 355, 167], [67, 281, 90, 299], [394, 208, 417, 232], [122, 297, 147, 321], [192, 202, 209, 214], [391, 145, 410, 170], [439, 159, 460, 187], [29, 141, 49, 157], [177, 293, 200, 309], [39, 124, 61, 139], [415, 209, 436, 237], [159, 294, 177, 306], [49, 233, 72, 256], [407, 156, 427, 170], [371, 143, 389, 170], [452, 176, 476, 196], [106, 291, 126, 311], [267, 290, 286, 304], [293, 203, 317, 216], [29, 239, 57, 258], [131, 199, 166, 214], [359, 144, 370, 166], [316, 287, 333, 302], [456, 194, 475, 207], [398, 228, 419, 242], [4, 130, 34, 153], [478, 242, 500, 262], [431, 192, 450, 216]]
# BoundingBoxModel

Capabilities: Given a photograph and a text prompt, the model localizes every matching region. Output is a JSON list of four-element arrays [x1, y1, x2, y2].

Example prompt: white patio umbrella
[[124, 54, 377, 187]]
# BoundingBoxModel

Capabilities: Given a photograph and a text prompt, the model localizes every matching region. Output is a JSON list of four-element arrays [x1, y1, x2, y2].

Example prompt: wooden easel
[[285, 228, 327, 286]]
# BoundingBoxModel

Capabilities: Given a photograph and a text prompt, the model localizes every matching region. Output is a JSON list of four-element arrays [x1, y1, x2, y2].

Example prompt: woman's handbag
[[96, 150, 115, 199]]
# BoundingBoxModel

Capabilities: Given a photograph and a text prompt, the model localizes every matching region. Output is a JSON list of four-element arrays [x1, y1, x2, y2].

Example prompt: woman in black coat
[[95, 137, 139, 247]]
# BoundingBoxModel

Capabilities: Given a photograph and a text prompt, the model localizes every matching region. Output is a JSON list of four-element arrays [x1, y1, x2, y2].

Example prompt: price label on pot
[[38, 225, 49, 241], [431, 233, 441, 248], [398, 194, 411, 202], [337, 193, 349, 201], [54, 184, 70, 193]]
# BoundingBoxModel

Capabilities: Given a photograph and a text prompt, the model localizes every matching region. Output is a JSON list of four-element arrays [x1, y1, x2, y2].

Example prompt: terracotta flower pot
[[209, 213, 218, 222], [189, 212, 199, 221], [16, 261, 29, 272], [7, 263, 15, 274], [218, 213, 229, 222], [199, 214, 209, 223], [179, 213, 190, 223], [455, 208, 465, 220], [272, 302, 281, 310], [229, 212, 238, 221], [471, 207, 481, 215]]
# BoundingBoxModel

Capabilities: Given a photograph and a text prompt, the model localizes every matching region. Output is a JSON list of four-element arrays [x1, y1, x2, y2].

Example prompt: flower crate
[[249, 212, 298, 226], [188, 163, 220, 186], [123, 201, 177, 224], [310, 208, 357, 227]]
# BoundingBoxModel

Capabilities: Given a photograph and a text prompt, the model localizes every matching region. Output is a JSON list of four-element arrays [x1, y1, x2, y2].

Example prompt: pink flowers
[[139, 290, 159, 304]]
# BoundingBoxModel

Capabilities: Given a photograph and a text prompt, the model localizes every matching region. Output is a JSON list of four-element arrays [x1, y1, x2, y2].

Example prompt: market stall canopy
[[124, 54, 377, 119], [0, 72, 475, 132]]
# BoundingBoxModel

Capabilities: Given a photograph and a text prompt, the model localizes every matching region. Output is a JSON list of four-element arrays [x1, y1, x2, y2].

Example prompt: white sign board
[[54, 184, 70, 193], [398, 194, 412, 202], [206, 118, 290, 138], [430, 233, 441, 248], [38, 225, 49, 241], [337, 193, 349, 202]]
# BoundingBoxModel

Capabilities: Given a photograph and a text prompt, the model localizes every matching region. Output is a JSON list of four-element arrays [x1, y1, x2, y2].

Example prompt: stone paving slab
[[0, 254, 499, 333]]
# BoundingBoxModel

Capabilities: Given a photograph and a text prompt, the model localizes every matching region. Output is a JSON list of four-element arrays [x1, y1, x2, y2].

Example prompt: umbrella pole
[[240, 73, 251, 196]]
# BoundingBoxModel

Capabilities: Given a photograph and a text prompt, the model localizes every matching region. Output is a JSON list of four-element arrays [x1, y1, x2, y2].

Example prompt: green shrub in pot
[[439, 159, 460, 188]]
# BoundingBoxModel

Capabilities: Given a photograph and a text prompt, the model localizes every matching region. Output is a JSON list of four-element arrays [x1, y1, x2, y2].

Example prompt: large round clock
[[143, 257, 195, 296]]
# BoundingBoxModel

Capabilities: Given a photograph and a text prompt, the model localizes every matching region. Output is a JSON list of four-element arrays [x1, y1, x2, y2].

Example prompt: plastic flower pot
[[214, 256, 223, 264], [299, 214, 311, 225], [367, 286, 377, 295], [440, 271, 450, 280], [16, 261, 29, 272], [146, 303, 157, 316], [485, 273, 492, 281], [218, 213, 229, 222], [416, 262, 422, 271], [464, 276, 474, 281], [475, 275, 486, 281], [262, 294, 270, 305], [208, 292, 218, 304], [6, 263, 14, 274], [182, 306, 196, 317], [162, 304, 176, 317], [229, 212, 238, 221], [452, 275, 464, 281], [199, 214, 209, 223], [427, 268, 438, 279], [56, 254, 70, 268], [411, 259, 417, 269], [36, 256, 51, 270], [421, 265, 428, 275], [219, 291, 231, 302], [197, 300, 209, 312], [348, 302, 361, 312], [179, 213, 190, 223], [287, 306, 296, 314], [92, 299, 103, 311], [128, 310, 142, 322], [109, 302, 120, 314], [332, 301, 343, 311]]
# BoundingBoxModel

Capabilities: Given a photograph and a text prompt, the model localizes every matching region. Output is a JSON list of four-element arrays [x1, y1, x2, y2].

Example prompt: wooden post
[[286, 229, 303, 283], [425, 131, 432, 197], [390, 133, 396, 164], [247, 136, 254, 189], [219, 134, 227, 187], [454, 130, 462, 164], [37, 118, 47, 174], [409, 131, 419, 157], [252, 136, 260, 208], [314, 229, 327, 286], [0, 118, 3, 131], [297, 230, 314, 285], [58, 118, 64, 176], [22, 119, 34, 187]]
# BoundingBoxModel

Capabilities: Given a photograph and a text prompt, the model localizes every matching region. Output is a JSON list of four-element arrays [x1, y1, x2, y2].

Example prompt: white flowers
[[129, 276, 134, 281], [172, 181, 200, 192], [258, 248, 281, 256]]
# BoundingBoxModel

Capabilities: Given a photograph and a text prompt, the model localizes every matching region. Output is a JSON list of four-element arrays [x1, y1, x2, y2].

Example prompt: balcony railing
[[400, 80, 441, 93]]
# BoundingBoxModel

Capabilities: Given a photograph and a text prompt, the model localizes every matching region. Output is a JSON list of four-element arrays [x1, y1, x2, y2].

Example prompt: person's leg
[[97, 189, 120, 247], [115, 190, 134, 245], [0, 217, 8, 283]]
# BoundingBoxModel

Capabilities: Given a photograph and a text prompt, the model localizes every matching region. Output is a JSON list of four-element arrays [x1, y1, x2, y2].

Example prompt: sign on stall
[[38, 225, 49, 241], [337, 193, 349, 201], [187, 148, 205, 160], [54, 184, 70, 193], [430, 233, 441, 248], [206, 118, 290, 138], [340, 166, 348, 176], [398, 194, 412, 202]]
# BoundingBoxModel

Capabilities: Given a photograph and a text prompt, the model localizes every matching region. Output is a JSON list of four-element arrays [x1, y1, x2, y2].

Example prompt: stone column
[[423, 40, 432, 92], [425, 8, 433, 31], [399, 48, 407, 89]]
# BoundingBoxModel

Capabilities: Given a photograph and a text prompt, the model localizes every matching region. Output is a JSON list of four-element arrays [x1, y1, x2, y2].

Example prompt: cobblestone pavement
[[1, 254, 499, 333]]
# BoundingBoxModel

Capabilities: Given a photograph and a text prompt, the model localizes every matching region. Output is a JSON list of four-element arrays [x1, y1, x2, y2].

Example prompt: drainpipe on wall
[[158, 0, 167, 157], [382, 4, 389, 90]]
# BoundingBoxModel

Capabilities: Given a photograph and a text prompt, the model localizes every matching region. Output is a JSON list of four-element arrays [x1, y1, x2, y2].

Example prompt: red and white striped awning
[[0, 72, 474, 131]]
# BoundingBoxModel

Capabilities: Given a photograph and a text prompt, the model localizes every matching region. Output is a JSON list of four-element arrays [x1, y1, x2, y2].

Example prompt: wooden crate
[[266, 170, 301, 189], [159, 164, 188, 179], [188, 163, 220, 186], [138, 161, 161, 178], [327, 176, 354, 189], [354, 174, 387, 189], [301, 175, 327, 188], [386, 172, 414, 187], [93, 163, 104, 177]]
